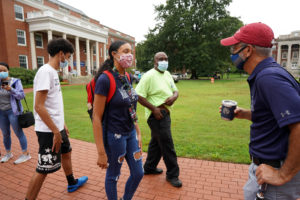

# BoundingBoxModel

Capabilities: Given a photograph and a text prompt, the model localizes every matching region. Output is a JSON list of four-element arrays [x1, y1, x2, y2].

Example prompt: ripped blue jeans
[[104, 128, 144, 200]]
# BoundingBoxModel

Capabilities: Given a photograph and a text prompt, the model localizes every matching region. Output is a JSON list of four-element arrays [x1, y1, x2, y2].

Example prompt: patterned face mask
[[117, 54, 133, 69]]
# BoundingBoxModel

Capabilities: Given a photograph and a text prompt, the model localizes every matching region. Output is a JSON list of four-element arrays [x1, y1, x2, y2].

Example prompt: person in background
[[25, 38, 88, 200], [220, 22, 300, 199], [0, 62, 31, 164], [92, 40, 143, 200], [135, 52, 182, 188]]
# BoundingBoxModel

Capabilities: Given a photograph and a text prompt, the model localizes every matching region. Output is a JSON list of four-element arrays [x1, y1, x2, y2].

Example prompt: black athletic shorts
[[35, 129, 72, 174]]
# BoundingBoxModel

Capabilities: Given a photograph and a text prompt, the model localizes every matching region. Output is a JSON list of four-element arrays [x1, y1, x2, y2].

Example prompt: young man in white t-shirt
[[25, 39, 88, 200]]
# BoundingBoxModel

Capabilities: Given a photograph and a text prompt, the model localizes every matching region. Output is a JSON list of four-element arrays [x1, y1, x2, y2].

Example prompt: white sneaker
[[1, 152, 13, 163], [14, 154, 31, 164]]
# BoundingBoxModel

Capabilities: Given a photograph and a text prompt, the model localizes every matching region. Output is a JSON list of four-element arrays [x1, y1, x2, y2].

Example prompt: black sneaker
[[166, 177, 182, 188], [144, 168, 163, 175]]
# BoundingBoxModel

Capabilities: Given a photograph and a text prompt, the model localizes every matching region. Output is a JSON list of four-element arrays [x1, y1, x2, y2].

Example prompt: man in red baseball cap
[[220, 22, 300, 199]]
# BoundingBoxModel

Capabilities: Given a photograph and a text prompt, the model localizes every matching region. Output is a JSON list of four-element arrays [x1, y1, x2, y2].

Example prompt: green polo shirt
[[135, 68, 178, 119]]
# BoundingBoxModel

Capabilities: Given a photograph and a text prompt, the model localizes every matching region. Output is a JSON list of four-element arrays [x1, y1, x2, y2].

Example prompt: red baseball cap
[[220, 22, 274, 47]]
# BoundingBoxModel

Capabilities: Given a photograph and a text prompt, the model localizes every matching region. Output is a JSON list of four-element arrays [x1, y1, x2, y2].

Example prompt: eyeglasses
[[230, 45, 248, 54]]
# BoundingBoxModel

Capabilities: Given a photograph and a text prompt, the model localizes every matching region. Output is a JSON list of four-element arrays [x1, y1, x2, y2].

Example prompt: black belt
[[250, 156, 282, 168]]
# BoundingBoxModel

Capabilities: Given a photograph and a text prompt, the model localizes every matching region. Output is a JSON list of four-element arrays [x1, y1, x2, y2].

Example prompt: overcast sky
[[59, 0, 300, 43]]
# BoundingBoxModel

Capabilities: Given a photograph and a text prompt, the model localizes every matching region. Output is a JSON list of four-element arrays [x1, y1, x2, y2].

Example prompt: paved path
[[0, 126, 248, 200]]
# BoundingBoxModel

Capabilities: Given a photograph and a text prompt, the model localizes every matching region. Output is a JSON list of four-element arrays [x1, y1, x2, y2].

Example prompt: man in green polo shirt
[[135, 52, 182, 187]]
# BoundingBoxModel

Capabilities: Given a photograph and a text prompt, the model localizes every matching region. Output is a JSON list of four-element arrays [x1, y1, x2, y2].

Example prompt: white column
[[96, 41, 100, 70], [277, 43, 281, 64], [47, 30, 53, 60], [298, 44, 300, 67], [62, 33, 69, 77], [30, 32, 37, 69], [70, 55, 74, 71], [90, 43, 93, 75], [86, 39, 91, 75], [47, 30, 52, 41], [75, 36, 81, 76], [103, 43, 107, 61], [287, 43, 292, 69]]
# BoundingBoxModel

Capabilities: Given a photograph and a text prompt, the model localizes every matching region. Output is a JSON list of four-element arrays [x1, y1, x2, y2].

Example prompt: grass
[[23, 74, 252, 164]]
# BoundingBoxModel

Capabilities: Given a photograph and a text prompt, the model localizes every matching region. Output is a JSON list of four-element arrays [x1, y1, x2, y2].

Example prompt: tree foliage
[[136, 0, 243, 78]]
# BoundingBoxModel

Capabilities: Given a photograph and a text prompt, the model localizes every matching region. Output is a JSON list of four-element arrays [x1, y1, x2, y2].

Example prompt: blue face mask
[[60, 60, 68, 69], [230, 46, 248, 70], [0, 72, 8, 79], [157, 61, 168, 72]]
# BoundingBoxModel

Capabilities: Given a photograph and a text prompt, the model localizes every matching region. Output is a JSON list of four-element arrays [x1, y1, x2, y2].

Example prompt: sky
[[59, 0, 300, 43]]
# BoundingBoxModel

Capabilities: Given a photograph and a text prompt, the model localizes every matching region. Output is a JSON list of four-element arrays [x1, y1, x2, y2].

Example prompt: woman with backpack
[[92, 41, 143, 200], [0, 62, 31, 164]]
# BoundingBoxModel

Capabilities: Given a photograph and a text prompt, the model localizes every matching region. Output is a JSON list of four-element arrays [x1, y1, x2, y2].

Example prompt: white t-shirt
[[33, 64, 64, 132]]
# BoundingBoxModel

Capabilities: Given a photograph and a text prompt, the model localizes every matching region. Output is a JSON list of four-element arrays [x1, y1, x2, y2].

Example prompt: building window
[[35, 33, 43, 48], [19, 55, 28, 68], [282, 52, 287, 59], [282, 61, 287, 68], [14, 5, 24, 21], [111, 38, 114, 43], [100, 48, 103, 57], [17, 30, 26, 46], [37, 56, 44, 68], [93, 46, 96, 55], [291, 62, 298, 69], [293, 52, 298, 59]]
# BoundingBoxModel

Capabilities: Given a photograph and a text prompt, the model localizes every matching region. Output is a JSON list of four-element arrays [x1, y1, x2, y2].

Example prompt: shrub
[[9, 67, 37, 85]]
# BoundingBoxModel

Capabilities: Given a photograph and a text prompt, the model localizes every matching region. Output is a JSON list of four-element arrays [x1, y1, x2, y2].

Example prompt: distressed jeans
[[104, 128, 144, 200], [244, 163, 300, 200], [0, 109, 28, 152]]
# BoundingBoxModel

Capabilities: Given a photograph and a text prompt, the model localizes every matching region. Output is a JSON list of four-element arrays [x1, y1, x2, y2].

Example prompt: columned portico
[[75, 36, 81, 76], [96, 42, 100, 69], [287, 44, 292, 70], [277, 43, 281, 64], [90, 42, 93, 75], [27, 10, 108, 77], [29, 32, 37, 69], [103, 44, 107, 61], [62, 33, 69, 77], [298, 47, 300, 66], [86, 39, 91, 75], [47, 30, 52, 41]]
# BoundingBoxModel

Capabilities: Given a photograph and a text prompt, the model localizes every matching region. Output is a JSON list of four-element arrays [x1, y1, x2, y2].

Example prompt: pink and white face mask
[[118, 54, 133, 69]]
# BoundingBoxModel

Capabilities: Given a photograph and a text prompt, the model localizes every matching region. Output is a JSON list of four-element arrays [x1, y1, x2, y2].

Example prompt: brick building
[[0, 0, 136, 77], [272, 31, 300, 78]]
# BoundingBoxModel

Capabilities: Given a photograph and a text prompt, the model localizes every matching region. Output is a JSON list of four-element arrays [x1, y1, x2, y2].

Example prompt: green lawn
[[23, 75, 252, 164]]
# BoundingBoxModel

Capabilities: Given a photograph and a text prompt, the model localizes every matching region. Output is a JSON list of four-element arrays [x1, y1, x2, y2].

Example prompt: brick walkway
[[0, 126, 249, 200]]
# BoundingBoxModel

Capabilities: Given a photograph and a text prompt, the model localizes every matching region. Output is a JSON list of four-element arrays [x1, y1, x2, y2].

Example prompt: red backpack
[[86, 70, 131, 105]]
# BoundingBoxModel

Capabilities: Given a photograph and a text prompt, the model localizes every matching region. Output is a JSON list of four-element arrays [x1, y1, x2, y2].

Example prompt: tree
[[136, 0, 243, 79]]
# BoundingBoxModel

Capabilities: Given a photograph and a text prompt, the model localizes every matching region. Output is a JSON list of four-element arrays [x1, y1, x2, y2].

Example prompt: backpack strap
[[90, 78, 95, 103], [103, 70, 116, 103], [86, 78, 95, 104], [125, 72, 131, 82]]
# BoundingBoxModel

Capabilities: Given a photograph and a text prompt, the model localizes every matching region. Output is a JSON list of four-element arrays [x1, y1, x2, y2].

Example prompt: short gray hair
[[254, 45, 272, 57], [240, 42, 272, 57]]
